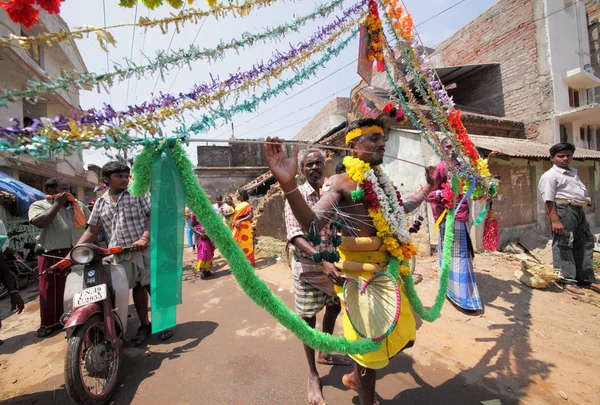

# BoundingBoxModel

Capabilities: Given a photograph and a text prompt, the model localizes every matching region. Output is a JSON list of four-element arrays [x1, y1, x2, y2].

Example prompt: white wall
[[545, 0, 594, 113], [380, 129, 426, 192]]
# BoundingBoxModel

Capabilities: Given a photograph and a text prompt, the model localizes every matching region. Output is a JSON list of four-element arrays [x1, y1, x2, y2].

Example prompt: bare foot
[[342, 371, 380, 405], [342, 371, 358, 392], [307, 374, 326, 405]]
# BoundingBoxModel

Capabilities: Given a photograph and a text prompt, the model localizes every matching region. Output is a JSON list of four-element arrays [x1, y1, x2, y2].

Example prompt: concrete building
[[0, 11, 98, 251], [428, 0, 600, 246], [0, 10, 98, 200], [250, 0, 600, 251]]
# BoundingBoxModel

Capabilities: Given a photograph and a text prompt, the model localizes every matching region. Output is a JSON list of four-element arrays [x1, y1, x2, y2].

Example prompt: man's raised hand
[[263, 137, 299, 189]]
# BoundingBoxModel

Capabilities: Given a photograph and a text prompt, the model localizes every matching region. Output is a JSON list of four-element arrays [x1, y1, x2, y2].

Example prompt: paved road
[[1, 251, 532, 404]]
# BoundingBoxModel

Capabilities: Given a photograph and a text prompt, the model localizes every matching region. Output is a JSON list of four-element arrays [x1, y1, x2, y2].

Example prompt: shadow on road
[[322, 271, 554, 404], [2, 320, 218, 405]]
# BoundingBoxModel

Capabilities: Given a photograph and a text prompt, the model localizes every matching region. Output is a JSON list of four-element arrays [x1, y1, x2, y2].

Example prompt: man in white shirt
[[538, 143, 600, 295]]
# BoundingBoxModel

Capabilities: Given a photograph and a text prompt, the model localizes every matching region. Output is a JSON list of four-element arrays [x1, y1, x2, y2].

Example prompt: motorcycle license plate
[[73, 284, 107, 308]]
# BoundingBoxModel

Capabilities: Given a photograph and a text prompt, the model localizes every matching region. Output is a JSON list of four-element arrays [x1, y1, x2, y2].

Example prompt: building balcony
[[557, 103, 600, 125], [562, 68, 600, 89]]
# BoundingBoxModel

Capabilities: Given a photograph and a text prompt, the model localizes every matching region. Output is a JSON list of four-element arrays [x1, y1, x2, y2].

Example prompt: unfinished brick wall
[[447, 65, 505, 117], [254, 183, 287, 240], [432, 0, 553, 141]]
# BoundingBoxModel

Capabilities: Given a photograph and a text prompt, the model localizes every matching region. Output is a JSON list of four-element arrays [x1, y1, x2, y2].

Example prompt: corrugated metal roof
[[470, 135, 600, 159]]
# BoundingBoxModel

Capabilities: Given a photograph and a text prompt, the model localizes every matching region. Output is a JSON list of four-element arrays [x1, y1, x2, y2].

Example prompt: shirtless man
[[264, 118, 434, 404]]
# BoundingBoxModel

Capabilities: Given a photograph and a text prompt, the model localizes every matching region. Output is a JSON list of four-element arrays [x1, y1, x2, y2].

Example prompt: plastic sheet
[[0, 171, 45, 216], [149, 148, 184, 333]]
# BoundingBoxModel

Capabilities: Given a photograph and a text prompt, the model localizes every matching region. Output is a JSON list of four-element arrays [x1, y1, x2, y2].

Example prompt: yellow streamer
[[0, 0, 282, 50], [432, 209, 447, 233], [29, 14, 363, 143]]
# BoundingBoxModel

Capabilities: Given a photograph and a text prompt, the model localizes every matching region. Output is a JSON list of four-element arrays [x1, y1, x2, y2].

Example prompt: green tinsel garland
[[399, 178, 459, 322], [131, 143, 380, 355]]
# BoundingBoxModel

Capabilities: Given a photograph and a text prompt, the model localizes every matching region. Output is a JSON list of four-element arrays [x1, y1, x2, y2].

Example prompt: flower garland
[[129, 140, 381, 355], [0, 0, 63, 29], [343, 156, 415, 272], [0, 0, 352, 105], [363, 0, 384, 72]]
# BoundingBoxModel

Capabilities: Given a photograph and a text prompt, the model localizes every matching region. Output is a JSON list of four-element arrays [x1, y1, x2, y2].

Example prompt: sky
[[57, 0, 499, 168]]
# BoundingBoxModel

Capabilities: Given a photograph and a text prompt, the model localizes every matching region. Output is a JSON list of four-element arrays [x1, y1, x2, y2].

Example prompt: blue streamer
[[454, 176, 476, 219]]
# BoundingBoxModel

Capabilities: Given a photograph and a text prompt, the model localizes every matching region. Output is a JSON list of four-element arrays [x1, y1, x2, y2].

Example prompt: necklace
[[343, 156, 415, 274]]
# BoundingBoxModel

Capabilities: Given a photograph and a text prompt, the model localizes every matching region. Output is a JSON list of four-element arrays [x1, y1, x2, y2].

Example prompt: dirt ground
[[0, 239, 599, 405]]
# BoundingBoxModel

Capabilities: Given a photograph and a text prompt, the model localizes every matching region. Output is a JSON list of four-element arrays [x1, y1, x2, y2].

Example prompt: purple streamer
[[0, 0, 367, 139]]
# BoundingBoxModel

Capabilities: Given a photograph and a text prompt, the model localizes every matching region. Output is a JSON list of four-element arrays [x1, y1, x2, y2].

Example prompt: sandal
[[564, 284, 585, 295], [131, 323, 152, 347], [587, 284, 600, 294], [37, 327, 55, 338], [159, 328, 174, 341]]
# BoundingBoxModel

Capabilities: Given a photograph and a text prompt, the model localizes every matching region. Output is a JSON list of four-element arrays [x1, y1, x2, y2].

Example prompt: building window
[[21, 30, 43, 68], [580, 127, 585, 141], [588, 126, 593, 150], [568, 87, 580, 108], [596, 129, 600, 151], [560, 125, 568, 143]]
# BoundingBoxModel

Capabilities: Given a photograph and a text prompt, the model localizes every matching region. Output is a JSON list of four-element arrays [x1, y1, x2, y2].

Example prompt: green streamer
[[149, 146, 185, 333], [472, 202, 489, 227], [136, 142, 378, 354], [400, 178, 459, 322], [0, 0, 348, 103]]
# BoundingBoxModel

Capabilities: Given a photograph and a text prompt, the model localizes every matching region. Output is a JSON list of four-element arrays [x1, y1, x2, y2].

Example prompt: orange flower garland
[[364, 0, 385, 72]]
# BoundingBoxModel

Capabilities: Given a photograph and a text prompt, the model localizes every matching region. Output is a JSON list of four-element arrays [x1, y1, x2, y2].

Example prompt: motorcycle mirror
[[34, 244, 45, 255]]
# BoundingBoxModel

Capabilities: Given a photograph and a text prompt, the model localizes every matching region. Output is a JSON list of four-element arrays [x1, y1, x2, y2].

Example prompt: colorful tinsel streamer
[[129, 139, 381, 354], [0, 31, 357, 158], [0, 0, 351, 105], [0, 0, 282, 50], [0, 13, 361, 142], [177, 29, 358, 135]]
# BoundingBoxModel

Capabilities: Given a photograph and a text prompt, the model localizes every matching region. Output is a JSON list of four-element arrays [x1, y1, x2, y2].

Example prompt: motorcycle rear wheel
[[64, 314, 121, 405]]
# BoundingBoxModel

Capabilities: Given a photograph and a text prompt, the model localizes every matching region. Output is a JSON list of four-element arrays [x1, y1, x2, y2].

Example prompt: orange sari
[[232, 201, 255, 266]]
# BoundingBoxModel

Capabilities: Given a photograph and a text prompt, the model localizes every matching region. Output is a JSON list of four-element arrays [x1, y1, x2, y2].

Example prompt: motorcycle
[[43, 243, 132, 405]]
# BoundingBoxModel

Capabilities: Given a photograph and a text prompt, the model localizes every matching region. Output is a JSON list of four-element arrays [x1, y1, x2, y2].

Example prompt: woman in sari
[[232, 190, 255, 266], [190, 214, 215, 279]]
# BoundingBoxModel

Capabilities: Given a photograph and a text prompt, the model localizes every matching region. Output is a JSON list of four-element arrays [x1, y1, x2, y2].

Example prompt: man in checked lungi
[[265, 118, 434, 405], [284, 148, 352, 405]]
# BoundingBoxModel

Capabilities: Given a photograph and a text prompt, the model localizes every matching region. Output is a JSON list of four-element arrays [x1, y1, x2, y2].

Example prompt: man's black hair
[[345, 118, 385, 140], [215, 195, 223, 202], [549, 143, 576, 157], [238, 189, 250, 201], [335, 163, 346, 174], [102, 161, 130, 184], [45, 178, 68, 192]]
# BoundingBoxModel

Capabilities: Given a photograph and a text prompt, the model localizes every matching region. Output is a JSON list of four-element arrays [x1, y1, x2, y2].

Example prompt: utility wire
[[125, 3, 139, 106], [102, 0, 111, 104], [167, 17, 208, 93], [132, 9, 151, 104]]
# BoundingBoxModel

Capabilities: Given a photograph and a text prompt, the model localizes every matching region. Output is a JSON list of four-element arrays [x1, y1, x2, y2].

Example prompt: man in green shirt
[[29, 178, 90, 337]]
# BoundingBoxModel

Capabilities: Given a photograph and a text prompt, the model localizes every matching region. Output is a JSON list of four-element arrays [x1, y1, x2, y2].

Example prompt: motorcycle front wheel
[[64, 314, 121, 405]]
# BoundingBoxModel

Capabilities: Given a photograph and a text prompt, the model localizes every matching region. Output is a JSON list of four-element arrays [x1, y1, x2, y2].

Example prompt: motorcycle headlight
[[70, 245, 96, 265]]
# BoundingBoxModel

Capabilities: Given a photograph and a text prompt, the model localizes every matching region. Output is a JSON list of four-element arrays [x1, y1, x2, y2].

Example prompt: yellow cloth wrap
[[335, 237, 416, 370], [345, 125, 384, 143]]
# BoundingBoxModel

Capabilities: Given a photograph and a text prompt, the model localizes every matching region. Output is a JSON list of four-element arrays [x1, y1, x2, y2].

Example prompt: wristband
[[284, 186, 299, 195], [8, 290, 18, 294]]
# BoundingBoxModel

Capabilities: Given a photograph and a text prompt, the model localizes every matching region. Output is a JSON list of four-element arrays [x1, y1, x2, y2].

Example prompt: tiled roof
[[470, 135, 600, 159]]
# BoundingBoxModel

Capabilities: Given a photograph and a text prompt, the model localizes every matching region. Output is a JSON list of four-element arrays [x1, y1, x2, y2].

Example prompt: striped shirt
[[88, 190, 150, 247]]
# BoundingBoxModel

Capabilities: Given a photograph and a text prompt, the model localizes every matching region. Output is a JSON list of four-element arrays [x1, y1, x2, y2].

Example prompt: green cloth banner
[[150, 147, 185, 333]]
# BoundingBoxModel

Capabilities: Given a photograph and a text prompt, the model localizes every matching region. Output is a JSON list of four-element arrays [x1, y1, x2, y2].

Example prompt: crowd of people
[[0, 118, 599, 405], [187, 190, 256, 279]]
